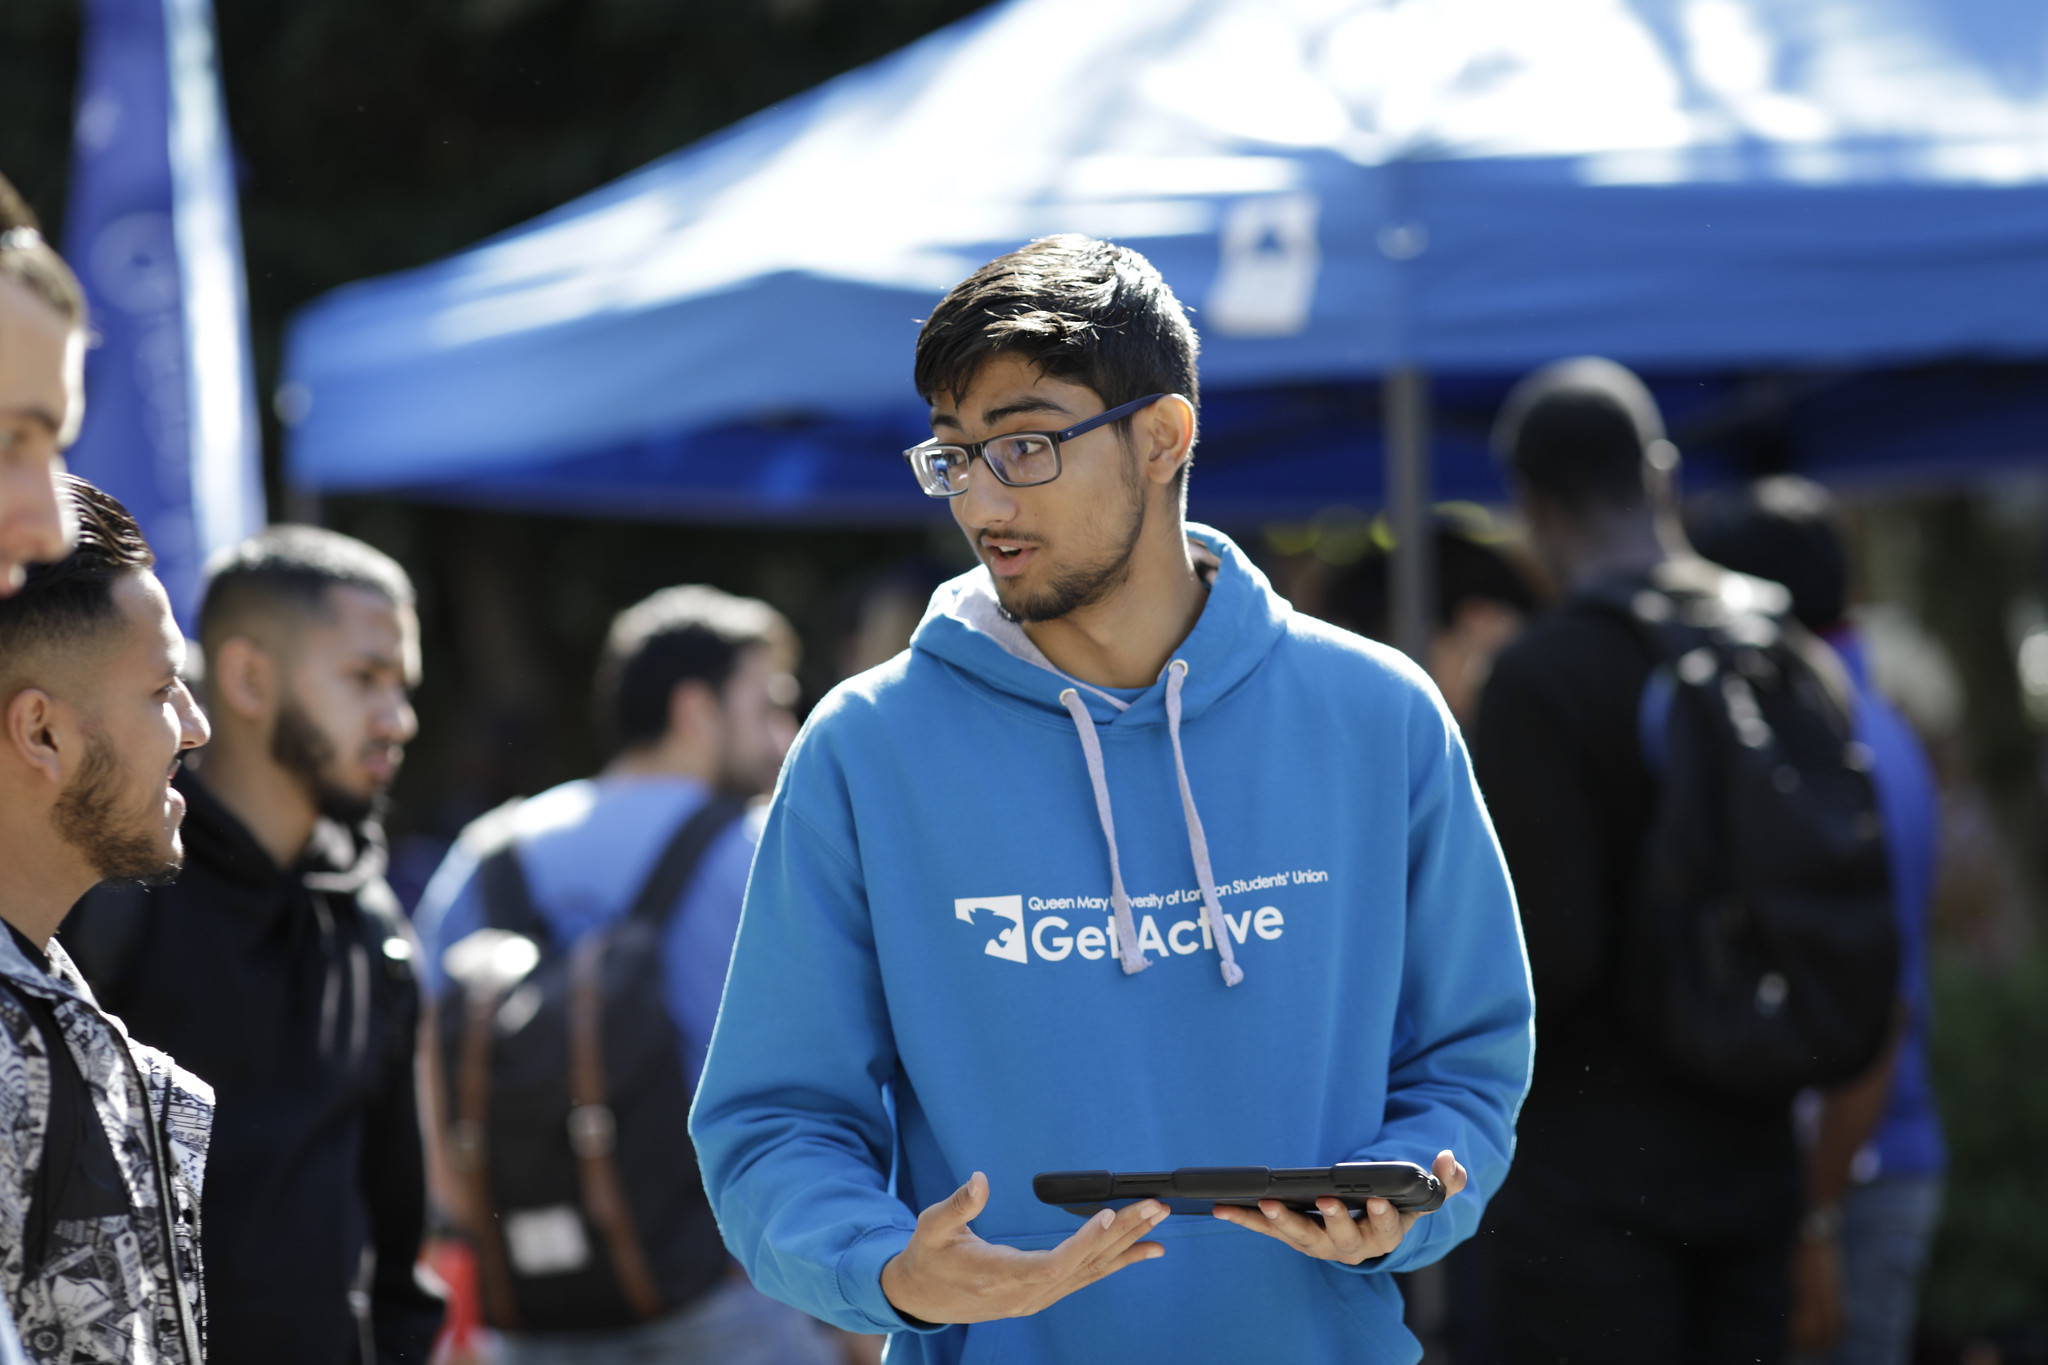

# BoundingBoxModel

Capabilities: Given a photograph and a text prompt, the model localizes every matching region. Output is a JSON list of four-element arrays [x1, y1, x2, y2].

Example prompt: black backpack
[[437, 795, 747, 1332], [1581, 563, 1898, 1103]]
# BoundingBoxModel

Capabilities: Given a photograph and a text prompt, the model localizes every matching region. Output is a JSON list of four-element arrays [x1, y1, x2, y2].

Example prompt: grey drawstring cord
[[1058, 665, 1245, 986], [1165, 661, 1244, 986], [1060, 688, 1149, 975]]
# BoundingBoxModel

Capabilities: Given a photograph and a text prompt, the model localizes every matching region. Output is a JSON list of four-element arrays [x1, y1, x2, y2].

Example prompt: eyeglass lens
[[917, 434, 1059, 494]]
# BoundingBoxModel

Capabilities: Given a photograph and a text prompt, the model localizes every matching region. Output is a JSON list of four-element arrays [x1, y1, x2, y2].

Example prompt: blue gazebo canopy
[[282, 0, 2048, 522]]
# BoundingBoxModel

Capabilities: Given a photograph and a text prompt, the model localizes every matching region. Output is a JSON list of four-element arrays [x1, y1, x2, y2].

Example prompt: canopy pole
[[1385, 367, 1434, 665]]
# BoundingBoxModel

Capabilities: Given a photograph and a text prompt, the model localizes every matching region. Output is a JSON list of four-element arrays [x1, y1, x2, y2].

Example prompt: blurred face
[[936, 354, 1147, 624], [711, 644, 797, 797], [0, 278, 81, 593], [271, 586, 420, 825], [52, 571, 211, 882]]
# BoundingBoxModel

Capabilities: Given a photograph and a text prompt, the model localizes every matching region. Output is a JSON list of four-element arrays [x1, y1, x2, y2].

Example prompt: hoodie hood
[[908, 525, 1289, 985], [176, 766, 389, 897], [910, 524, 1291, 728]]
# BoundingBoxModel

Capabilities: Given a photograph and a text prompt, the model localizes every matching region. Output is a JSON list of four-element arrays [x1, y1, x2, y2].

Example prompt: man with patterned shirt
[[0, 477, 213, 1364]]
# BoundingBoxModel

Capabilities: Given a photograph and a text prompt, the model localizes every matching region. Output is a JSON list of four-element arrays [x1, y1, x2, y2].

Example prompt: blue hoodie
[[690, 527, 1533, 1364]]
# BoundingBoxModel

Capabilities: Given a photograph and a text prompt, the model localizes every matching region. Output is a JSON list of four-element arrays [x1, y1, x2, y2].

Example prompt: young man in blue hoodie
[[689, 235, 1535, 1364]]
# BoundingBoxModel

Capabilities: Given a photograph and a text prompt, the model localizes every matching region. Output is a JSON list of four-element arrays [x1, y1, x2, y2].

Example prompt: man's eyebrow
[[0, 405, 62, 435], [929, 395, 1076, 434], [981, 397, 1074, 426]]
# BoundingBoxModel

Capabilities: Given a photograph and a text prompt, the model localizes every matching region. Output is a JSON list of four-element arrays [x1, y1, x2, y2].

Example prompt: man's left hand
[[1209, 1149, 1466, 1266]]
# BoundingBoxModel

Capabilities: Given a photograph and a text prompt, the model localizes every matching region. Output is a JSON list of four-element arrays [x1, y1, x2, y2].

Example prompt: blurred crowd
[[0, 166, 1981, 1365]]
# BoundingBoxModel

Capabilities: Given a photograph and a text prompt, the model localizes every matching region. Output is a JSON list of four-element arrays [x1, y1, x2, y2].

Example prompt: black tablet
[[1033, 1162, 1445, 1219]]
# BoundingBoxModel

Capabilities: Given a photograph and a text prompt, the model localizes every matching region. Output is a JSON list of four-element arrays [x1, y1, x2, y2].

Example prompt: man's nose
[[375, 686, 419, 745], [176, 682, 211, 750], [954, 457, 1017, 529], [0, 463, 74, 589]]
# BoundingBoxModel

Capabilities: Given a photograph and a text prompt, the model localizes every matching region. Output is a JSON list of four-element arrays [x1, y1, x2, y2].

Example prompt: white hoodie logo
[[954, 896, 1027, 963]]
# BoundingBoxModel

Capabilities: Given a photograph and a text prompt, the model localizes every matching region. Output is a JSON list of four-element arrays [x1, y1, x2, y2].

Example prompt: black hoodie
[[63, 768, 444, 1365]]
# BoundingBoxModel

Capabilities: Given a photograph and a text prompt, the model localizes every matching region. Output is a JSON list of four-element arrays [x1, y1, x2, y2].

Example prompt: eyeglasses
[[903, 393, 1169, 498]]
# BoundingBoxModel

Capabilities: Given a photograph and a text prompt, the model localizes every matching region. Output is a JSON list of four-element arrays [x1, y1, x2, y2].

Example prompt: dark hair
[[1686, 476, 1849, 633], [0, 172, 86, 330], [914, 235, 1200, 484], [198, 524, 415, 654], [595, 585, 795, 755], [1493, 357, 1666, 513], [1323, 526, 1538, 642], [0, 477, 154, 687]]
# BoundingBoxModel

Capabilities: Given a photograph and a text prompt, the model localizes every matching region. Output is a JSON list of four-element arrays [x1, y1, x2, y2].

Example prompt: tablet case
[[1033, 1162, 1445, 1218]]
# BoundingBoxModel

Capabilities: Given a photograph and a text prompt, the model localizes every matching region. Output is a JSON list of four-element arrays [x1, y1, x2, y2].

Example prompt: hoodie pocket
[[1313, 1262, 1419, 1362]]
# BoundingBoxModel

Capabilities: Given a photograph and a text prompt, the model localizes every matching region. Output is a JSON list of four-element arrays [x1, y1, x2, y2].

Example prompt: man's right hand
[[879, 1171, 1167, 1325]]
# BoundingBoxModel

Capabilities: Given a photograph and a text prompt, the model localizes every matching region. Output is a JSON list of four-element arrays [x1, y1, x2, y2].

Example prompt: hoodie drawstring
[[1059, 665, 1244, 986], [1060, 688, 1149, 976], [1165, 661, 1244, 986]]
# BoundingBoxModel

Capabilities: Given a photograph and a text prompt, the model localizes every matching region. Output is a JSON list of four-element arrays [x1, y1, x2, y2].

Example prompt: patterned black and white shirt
[[0, 928, 212, 1365]]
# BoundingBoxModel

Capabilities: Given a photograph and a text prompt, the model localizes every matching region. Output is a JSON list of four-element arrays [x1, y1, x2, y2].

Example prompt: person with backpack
[[1470, 360, 1897, 1364], [687, 236, 1534, 1364], [1688, 478, 1946, 1365], [62, 525, 444, 1365], [0, 478, 213, 1365], [413, 584, 841, 1365]]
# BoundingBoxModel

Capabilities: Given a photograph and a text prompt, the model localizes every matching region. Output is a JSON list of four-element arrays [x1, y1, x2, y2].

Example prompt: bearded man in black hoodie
[[65, 525, 443, 1364]]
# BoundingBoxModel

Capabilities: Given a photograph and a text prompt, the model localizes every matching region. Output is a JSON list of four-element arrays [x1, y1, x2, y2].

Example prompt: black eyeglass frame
[[902, 392, 1172, 498]]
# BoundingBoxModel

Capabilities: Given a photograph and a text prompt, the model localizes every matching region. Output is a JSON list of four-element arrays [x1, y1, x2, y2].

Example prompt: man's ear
[[209, 636, 278, 724], [1139, 395, 1197, 488], [5, 685, 70, 789], [665, 678, 721, 747]]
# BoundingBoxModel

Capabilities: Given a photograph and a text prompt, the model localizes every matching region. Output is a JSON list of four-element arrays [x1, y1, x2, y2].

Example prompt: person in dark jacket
[[1469, 359, 1801, 1364], [65, 524, 442, 1365]]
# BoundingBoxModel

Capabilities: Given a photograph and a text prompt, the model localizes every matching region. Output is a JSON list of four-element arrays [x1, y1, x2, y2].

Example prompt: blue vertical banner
[[63, 0, 264, 631]]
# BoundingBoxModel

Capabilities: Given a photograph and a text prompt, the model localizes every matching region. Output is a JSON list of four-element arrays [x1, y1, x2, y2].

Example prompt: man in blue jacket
[[689, 235, 1535, 1365]]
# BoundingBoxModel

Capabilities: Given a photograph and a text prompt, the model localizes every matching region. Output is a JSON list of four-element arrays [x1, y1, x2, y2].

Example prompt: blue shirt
[[1832, 630, 1947, 1181], [413, 776, 763, 1091], [688, 527, 1534, 1365]]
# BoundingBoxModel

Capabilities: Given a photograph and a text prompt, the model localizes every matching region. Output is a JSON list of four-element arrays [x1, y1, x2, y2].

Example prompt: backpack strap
[[548, 793, 747, 1321], [453, 970, 524, 1330], [469, 800, 549, 943], [567, 933, 663, 1320], [623, 795, 751, 928], [1638, 667, 1678, 777]]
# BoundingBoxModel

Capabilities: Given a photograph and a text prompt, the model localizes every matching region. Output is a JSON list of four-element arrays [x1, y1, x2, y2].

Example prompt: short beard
[[994, 452, 1149, 625], [52, 732, 182, 887], [271, 696, 379, 828]]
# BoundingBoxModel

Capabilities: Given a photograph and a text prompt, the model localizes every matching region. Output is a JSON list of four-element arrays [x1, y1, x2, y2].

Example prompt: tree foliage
[[3, 0, 988, 493], [0, 0, 987, 845]]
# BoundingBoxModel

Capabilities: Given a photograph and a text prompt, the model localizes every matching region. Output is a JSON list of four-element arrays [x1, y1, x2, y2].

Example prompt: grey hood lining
[[935, 551, 1244, 986]]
